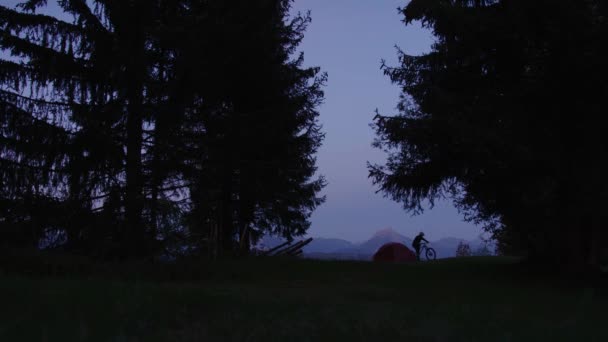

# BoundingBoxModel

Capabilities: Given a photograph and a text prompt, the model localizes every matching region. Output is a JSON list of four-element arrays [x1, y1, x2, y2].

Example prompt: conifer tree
[[0, 0, 175, 257], [371, 0, 608, 267], [178, 0, 326, 256]]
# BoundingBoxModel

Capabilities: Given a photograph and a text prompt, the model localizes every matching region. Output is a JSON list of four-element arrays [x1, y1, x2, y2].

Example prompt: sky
[[290, 0, 482, 242], [1, 0, 483, 242]]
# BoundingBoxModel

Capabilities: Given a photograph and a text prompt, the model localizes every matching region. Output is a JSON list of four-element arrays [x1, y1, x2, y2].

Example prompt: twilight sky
[[291, 0, 481, 242]]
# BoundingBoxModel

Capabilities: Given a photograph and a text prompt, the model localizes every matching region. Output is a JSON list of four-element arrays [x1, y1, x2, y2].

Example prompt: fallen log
[[274, 238, 313, 256], [289, 249, 304, 257], [262, 240, 292, 256]]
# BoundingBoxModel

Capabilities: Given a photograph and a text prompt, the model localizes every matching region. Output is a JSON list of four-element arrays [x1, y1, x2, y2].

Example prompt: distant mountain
[[257, 228, 495, 260], [352, 228, 412, 254], [257, 235, 286, 249], [315, 227, 413, 261], [430, 237, 496, 258], [302, 252, 371, 261], [302, 238, 354, 254], [431, 237, 468, 258]]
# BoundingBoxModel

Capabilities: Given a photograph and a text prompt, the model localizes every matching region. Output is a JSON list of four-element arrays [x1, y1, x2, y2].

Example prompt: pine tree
[[0, 1, 178, 257], [370, 0, 608, 268], [179, 0, 326, 256]]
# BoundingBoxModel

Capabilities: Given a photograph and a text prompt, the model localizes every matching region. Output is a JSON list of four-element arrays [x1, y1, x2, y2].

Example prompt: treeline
[[0, 0, 325, 260], [371, 0, 608, 269]]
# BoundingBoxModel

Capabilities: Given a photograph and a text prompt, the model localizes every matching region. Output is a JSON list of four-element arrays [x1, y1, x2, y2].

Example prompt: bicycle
[[420, 242, 436, 261]]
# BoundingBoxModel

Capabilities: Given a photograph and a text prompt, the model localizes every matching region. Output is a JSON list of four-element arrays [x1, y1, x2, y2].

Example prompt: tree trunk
[[124, 9, 146, 258], [220, 170, 235, 257], [239, 223, 250, 256], [149, 118, 167, 243], [125, 108, 144, 250], [587, 217, 601, 268]]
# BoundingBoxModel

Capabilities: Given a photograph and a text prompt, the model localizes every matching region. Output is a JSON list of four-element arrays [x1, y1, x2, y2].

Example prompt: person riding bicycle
[[412, 232, 429, 260]]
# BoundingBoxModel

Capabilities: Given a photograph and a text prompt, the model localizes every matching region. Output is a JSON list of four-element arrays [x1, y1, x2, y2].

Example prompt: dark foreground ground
[[0, 257, 606, 341]]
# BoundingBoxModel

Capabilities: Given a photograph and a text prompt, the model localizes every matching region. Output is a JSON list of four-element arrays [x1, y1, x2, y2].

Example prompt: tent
[[373, 242, 417, 263]]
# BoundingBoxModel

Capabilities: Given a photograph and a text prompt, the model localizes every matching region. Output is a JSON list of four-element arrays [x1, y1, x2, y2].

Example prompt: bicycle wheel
[[425, 247, 437, 261]]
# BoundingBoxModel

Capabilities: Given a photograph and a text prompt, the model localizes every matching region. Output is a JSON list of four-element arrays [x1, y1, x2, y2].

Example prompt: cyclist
[[412, 232, 429, 260]]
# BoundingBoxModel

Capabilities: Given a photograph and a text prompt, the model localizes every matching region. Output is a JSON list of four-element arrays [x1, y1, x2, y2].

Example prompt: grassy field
[[1, 257, 606, 341]]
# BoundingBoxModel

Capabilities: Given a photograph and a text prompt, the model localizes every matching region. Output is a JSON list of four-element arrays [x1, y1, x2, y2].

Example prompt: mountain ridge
[[259, 227, 494, 260]]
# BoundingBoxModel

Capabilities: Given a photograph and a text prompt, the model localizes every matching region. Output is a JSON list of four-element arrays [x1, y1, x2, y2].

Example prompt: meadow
[[1, 257, 606, 341]]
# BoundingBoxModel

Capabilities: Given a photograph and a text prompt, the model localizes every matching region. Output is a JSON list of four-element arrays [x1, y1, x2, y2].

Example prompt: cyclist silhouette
[[412, 232, 429, 260]]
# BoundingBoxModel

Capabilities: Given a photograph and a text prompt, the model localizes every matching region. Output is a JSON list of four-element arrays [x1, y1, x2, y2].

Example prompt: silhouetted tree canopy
[[370, 0, 608, 268], [0, 0, 325, 260]]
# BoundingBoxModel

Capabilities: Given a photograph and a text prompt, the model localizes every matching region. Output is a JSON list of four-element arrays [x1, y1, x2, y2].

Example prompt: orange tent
[[373, 242, 417, 262]]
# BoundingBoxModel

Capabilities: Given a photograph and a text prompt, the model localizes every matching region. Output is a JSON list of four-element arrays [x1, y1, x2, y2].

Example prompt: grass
[[1, 256, 607, 341]]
